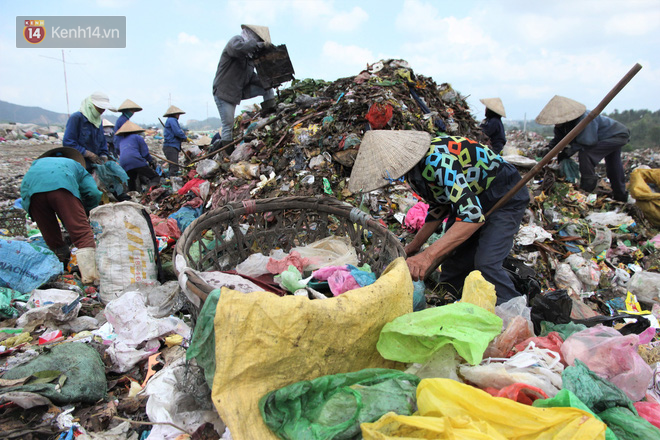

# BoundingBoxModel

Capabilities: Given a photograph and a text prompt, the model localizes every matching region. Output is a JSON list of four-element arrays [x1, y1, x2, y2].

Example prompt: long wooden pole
[[485, 63, 642, 217]]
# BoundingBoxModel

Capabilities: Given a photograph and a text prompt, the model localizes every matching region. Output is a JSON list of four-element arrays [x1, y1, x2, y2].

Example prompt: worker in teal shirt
[[162, 105, 187, 175], [20, 148, 103, 285]]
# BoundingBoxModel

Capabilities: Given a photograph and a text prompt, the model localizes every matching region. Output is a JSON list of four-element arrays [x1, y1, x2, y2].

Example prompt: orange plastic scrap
[[141, 352, 162, 388]]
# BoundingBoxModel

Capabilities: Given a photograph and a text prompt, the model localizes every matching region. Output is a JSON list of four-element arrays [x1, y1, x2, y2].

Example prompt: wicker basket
[[173, 196, 406, 303], [0, 208, 28, 237]]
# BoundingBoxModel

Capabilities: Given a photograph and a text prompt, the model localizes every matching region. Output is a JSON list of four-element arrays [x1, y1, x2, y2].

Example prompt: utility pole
[[61, 50, 70, 117], [40, 51, 82, 117]]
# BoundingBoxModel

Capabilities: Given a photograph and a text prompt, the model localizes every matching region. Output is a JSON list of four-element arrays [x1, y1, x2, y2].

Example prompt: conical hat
[[241, 24, 271, 44], [163, 105, 185, 117], [348, 130, 431, 193], [480, 97, 506, 117], [115, 120, 145, 136], [38, 147, 86, 169], [102, 118, 114, 128], [535, 95, 586, 125], [117, 99, 143, 112]]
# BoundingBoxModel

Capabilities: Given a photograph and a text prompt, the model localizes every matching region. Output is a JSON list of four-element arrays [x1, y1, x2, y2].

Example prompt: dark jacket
[[118, 133, 153, 172], [113, 113, 130, 150], [163, 117, 186, 150], [63, 111, 109, 159], [548, 111, 630, 154], [212, 35, 261, 105], [481, 112, 506, 154]]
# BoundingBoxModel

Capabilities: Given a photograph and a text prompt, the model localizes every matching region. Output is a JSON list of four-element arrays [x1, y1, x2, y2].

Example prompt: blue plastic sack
[[413, 280, 427, 311], [0, 240, 62, 293], [168, 206, 202, 233]]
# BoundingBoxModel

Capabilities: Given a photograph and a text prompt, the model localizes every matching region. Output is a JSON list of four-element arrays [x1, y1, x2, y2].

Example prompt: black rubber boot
[[261, 99, 276, 114], [579, 175, 599, 193]]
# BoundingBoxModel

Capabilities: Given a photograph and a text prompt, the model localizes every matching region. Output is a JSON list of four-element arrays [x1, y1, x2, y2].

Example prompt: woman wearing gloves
[[115, 121, 160, 192], [20, 148, 102, 285], [63, 91, 116, 171]]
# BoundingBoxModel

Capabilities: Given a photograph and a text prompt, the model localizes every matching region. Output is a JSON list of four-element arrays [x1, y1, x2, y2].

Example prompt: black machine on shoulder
[[253, 44, 295, 89]]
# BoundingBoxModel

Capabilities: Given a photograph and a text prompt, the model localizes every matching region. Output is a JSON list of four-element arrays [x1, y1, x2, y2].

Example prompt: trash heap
[[0, 58, 659, 438]]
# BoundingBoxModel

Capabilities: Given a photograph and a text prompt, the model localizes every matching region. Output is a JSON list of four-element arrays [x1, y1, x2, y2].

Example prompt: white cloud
[[321, 41, 374, 69], [605, 11, 660, 36], [177, 32, 200, 45], [327, 7, 368, 32]]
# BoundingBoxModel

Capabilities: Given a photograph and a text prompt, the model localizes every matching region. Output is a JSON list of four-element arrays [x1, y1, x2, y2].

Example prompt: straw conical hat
[[102, 118, 114, 128], [241, 24, 271, 44], [480, 97, 506, 117], [348, 130, 431, 193], [163, 105, 185, 117], [39, 147, 86, 169], [115, 120, 145, 136], [117, 99, 143, 112], [535, 95, 586, 125]]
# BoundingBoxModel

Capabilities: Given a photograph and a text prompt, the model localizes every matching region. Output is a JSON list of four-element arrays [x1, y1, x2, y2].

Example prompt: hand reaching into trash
[[83, 150, 103, 165], [406, 250, 435, 281]]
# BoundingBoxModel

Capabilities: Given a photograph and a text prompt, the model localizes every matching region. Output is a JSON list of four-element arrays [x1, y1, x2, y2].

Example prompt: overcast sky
[[2, 0, 659, 127]]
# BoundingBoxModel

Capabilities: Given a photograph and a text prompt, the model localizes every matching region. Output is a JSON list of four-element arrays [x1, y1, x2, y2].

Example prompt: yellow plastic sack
[[211, 257, 413, 440], [361, 378, 607, 440], [629, 168, 660, 226], [460, 270, 496, 313]]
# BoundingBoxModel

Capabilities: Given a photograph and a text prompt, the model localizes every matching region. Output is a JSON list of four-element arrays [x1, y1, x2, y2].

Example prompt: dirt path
[[0, 141, 58, 204]]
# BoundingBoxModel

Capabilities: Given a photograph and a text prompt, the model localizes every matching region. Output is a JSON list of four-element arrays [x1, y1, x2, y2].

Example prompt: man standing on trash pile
[[20, 147, 102, 285], [115, 121, 160, 192], [63, 91, 116, 171], [349, 131, 530, 304], [162, 105, 187, 176], [113, 99, 143, 156], [211, 24, 276, 155], [536, 95, 630, 202], [479, 97, 507, 155]]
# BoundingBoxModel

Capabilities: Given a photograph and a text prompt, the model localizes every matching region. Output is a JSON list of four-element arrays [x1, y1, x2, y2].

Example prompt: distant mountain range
[[0, 99, 78, 126]]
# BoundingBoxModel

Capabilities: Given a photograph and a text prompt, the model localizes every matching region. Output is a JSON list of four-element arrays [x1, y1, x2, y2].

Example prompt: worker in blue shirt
[[537, 95, 630, 202], [63, 92, 116, 171], [20, 148, 102, 284], [113, 99, 143, 156], [162, 105, 187, 176], [115, 120, 160, 192], [479, 97, 507, 155]]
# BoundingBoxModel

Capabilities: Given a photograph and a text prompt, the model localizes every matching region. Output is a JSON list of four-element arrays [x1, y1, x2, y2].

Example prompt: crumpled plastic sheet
[[103, 290, 191, 373], [142, 356, 225, 440], [515, 225, 554, 246], [267, 250, 311, 274], [460, 342, 564, 398]]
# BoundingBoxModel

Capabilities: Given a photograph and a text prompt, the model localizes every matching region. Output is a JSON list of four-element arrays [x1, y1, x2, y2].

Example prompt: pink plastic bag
[[634, 401, 660, 429], [561, 325, 653, 401], [312, 266, 361, 296], [404, 202, 429, 232]]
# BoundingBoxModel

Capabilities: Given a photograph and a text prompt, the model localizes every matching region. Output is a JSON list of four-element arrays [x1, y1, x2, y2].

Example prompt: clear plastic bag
[[561, 325, 653, 401]]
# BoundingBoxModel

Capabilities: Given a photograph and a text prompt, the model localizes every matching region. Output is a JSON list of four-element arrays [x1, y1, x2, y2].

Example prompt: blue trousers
[[438, 162, 530, 304]]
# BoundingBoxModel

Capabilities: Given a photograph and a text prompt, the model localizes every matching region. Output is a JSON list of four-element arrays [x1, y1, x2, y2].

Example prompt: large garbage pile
[[0, 59, 660, 438]]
